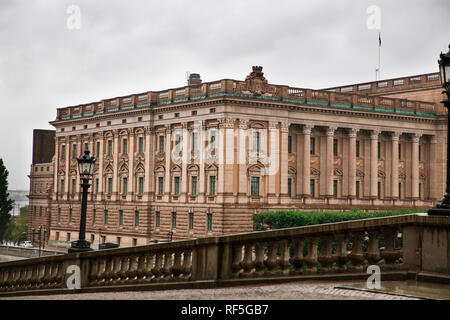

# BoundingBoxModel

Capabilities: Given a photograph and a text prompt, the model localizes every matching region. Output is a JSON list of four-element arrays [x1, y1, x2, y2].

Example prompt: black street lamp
[[429, 44, 450, 216], [68, 150, 96, 253]]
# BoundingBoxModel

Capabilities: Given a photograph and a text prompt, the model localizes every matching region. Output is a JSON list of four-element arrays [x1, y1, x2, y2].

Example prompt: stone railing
[[1, 214, 449, 296]]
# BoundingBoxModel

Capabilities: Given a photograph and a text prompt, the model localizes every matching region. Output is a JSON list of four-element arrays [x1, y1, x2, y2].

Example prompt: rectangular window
[[377, 141, 381, 159], [58, 208, 61, 222], [356, 181, 360, 198], [72, 179, 76, 196], [251, 176, 260, 196], [97, 141, 100, 157], [123, 177, 128, 195], [119, 210, 123, 226], [95, 178, 99, 195], [155, 211, 160, 228], [356, 140, 360, 158], [310, 179, 315, 197], [138, 177, 144, 195], [189, 212, 194, 230], [419, 144, 422, 161], [61, 179, 65, 194], [67, 233, 71, 242], [210, 131, 216, 150], [253, 131, 260, 152], [72, 144, 77, 159], [310, 137, 315, 155], [159, 135, 165, 153], [93, 209, 96, 224], [158, 177, 164, 195], [61, 145, 66, 160], [288, 178, 292, 197], [288, 136, 292, 154], [175, 134, 181, 152], [174, 177, 180, 195], [419, 183, 422, 199], [209, 176, 216, 196], [192, 176, 198, 195], [91, 234, 95, 244], [398, 143, 402, 160], [117, 237, 121, 247], [104, 210, 108, 225], [377, 181, 382, 198], [107, 178, 113, 195], [139, 137, 144, 153], [207, 214, 213, 232], [333, 139, 338, 156], [398, 182, 402, 199], [56, 232, 60, 241], [133, 238, 137, 247], [333, 180, 338, 198], [193, 132, 198, 151], [69, 208, 72, 223], [135, 211, 139, 227], [108, 140, 113, 156], [172, 212, 177, 229], [84, 142, 88, 152], [122, 138, 128, 155]]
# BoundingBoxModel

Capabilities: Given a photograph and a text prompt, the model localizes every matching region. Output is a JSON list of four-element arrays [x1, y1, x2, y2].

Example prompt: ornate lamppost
[[429, 44, 450, 216], [68, 150, 96, 253]]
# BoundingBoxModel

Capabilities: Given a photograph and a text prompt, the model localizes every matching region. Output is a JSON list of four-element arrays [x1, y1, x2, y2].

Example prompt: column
[[53, 138, 59, 200], [218, 121, 225, 199], [391, 132, 400, 199], [411, 133, 420, 199], [429, 135, 438, 200], [280, 121, 289, 201], [267, 121, 278, 202], [75, 135, 82, 201], [302, 125, 312, 197], [144, 126, 152, 200], [165, 125, 172, 201], [198, 121, 206, 202], [326, 127, 335, 197], [88, 134, 94, 201], [370, 130, 379, 199], [112, 130, 119, 200], [181, 123, 188, 202], [348, 128, 358, 198], [238, 119, 249, 203], [64, 137, 70, 200], [128, 128, 135, 198], [98, 132, 104, 197]]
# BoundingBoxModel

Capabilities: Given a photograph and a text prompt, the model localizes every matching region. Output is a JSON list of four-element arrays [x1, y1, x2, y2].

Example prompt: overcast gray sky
[[0, 0, 449, 190]]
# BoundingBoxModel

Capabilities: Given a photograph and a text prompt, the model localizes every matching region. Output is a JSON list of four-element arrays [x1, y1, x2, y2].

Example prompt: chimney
[[188, 73, 202, 86]]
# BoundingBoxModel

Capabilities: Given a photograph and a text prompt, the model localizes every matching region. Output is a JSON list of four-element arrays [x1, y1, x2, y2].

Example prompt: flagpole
[[378, 32, 381, 80]]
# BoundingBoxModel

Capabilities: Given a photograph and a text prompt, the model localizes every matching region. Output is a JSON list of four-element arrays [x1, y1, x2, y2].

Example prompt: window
[[159, 135, 165, 153], [158, 177, 164, 195], [377, 181, 381, 199], [172, 212, 177, 229], [107, 178, 113, 195], [72, 179, 76, 196], [333, 139, 338, 156], [122, 119, 127, 124], [95, 178, 99, 195], [356, 181, 360, 198], [123, 177, 128, 195], [96, 123, 100, 128], [135, 211, 139, 227], [119, 210, 123, 226], [288, 136, 292, 153], [56, 232, 60, 241], [84, 142, 88, 151], [398, 183, 402, 199], [253, 131, 261, 152], [398, 143, 402, 160], [288, 178, 292, 197], [138, 177, 144, 195], [158, 115, 163, 120], [419, 145, 422, 161], [210, 131, 216, 150], [191, 110, 197, 116], [101, 236, 106, 244], [251, 176, 260, 196], [174, 177, 180, 195], [174, 113, 180, 118], [155, 211, 160, 228], [210, 108, 216, 113], [67, 233, 71, 242], [377, 141, 381, 159], [356, 140, 360, 158], [191, 176, 198, 195], [72, 144, 77, 159], [310, 179, 315, 197], [72, 126, 76, 131], [138, 137, 144, 153], [93, 209, 96, 224], [209, 176, 216, 196], [58, 208, 61, 222], [84, 125, 88, 129], [193, 132, 198, 152], [175, 134, 181, 152], [96, 141, 100, 157], [104, 210, 108, 225], [419, 183, 422, 199], [133, 238, 137, 247], [333, 180, 338, 198], [117, 237, 121, 246], [122, 138, 128, 155], [61, 145, 66, 160], [310, 137, 315, 155], [189, 213, 194, 230], [107, 121, 111, 126], [61, 128, 65, 132], [69, 208, 72, 223], [107, 140, 113, 156], [61, 179, 65, 194], [207, 214, 213, 232]]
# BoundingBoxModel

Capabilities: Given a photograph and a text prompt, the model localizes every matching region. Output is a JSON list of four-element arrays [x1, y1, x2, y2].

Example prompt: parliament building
[[28, 66, 447, 248]]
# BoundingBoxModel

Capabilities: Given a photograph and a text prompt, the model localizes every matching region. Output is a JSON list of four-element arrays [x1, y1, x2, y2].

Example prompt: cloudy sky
[[0, 0, 449, 190]]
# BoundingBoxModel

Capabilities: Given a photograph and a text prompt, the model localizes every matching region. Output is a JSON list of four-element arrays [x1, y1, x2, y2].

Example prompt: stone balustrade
[[1, 213, 449, 296]]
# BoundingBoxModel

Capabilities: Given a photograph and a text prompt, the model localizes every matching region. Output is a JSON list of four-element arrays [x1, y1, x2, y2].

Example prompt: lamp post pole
[[429, 44, 450, 216], [69, 150, 95, 253]]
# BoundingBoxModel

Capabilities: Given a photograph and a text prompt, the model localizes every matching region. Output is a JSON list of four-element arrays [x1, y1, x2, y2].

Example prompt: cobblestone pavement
[[0, 281, 419, 300]]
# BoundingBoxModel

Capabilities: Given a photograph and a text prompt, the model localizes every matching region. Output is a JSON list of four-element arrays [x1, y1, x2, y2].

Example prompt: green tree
[[0, 158, 14, 242]]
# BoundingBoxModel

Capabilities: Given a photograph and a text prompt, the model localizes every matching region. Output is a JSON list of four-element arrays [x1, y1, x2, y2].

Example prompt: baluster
[[240, 243, 254, 278], [366, 230, 381, 267], [170, 250, 183, 281], [134, 254, 146, 283], [117, 255, 130, 284], [142, 253, 154, 283], [253, 242, 265, 278], [231, 244, 243, 278], [42, 264, 51, 287], [290, 238, 305, 275], [264, 241, 278, 277], [111, 256, 122, 284], [103, 256, 115, 286], [277, 240, 290, 276], [162, 251, 174, 281], [380, 227, 401, 270], [180, 249, 192, 281], [151, 252, 164, 282], [96, 258, 107, 286], [304, 237, 319, 274], [348, 231, 365, 272], [0, 268, 8, 291], [333, 233, 348, 272], [88, 259, 99, 286], [36, 264, 45, 289], [30, 265, 39, 288], [126, 254, 139, 283], [318, 234, 334, 273], [52, 263, 63, 288]]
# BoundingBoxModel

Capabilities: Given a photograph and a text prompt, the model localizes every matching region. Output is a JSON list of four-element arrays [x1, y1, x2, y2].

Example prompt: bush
[[253, 208, 423, 231]]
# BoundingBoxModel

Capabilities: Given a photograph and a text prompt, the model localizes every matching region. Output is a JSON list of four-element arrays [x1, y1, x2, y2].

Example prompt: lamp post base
[[68, 240, 94, 253], [428, 206, 450, 216]]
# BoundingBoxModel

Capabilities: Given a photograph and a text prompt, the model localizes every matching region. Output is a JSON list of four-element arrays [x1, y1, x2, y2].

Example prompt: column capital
[[218, 117, 235, 129], [144, 126, 155, 135], [411, 133, 421, 143], [239, 119, 249, 129], [280, 120, 290, 133], [348, 128, 359, 138], [370, 130, 380, 140], [326, 126, 336, 136], [164, 124, 172, 133], [268, 121, 278, 130], [391, 131, 400, 141], [302, 124, 313, 135], [112, 129, 119, 137], [430, 135, 438, 144]]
